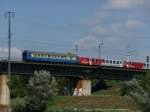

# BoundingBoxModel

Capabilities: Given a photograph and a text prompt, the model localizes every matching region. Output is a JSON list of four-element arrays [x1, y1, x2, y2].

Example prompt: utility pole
[[75, 44, 78, 55], [5, 11, 15, 89], [146, 56, 149, 69], [98, 42, 103, 59], [125, 46, 132, 61]]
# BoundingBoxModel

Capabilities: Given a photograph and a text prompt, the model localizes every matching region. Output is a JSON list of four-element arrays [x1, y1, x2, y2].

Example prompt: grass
[[46, 96, 137, 112], [45, 80, 138, 112]]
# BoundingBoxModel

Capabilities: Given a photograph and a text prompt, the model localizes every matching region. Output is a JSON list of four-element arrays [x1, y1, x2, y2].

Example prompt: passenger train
[[22, 50, 147, 69]]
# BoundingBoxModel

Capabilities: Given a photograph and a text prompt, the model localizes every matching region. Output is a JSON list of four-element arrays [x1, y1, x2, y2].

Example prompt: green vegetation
[[11, 71, 149, 112], [121, 71, 150, 112], [11, 70, 58, 112], [10, 75, 29, 98], [45, 80, 137, 112], [45, 96, 136, 112]]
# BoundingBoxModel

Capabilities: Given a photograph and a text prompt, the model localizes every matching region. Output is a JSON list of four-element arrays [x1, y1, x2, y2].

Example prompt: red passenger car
[[91, 58, 102, 66], [123, 61, 144, 69], [78, 56, 90, 65], [78, 56, 102, 66]]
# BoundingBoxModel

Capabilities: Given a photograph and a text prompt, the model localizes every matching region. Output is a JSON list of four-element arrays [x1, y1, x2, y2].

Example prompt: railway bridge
[[0, 60, 146, 111]]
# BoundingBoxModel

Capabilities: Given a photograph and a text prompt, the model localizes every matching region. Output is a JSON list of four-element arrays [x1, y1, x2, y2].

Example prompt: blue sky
[[0, 0, 150, 61]]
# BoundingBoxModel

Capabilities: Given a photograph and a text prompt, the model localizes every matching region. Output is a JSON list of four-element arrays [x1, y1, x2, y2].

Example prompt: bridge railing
[[0, 57, 22, 61]]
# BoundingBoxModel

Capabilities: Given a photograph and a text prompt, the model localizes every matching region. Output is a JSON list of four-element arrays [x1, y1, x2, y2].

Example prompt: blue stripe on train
[[27, 56, 77, 64]]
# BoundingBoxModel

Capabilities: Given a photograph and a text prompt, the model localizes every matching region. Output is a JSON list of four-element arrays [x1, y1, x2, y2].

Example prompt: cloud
[[74, 35, 98, 49], [0, 47, 22, 59], [75, 0, 148, 60], [107, 0, 145, 9], [94, 26, 108, 34], [126, 19, 144, 28]]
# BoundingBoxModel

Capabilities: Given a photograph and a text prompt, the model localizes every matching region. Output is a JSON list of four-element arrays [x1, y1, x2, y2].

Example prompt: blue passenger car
[[22, 50, 78, 64]]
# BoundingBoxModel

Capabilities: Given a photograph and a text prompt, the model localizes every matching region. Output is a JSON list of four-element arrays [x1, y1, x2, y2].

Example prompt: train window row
[[102, 59, 122, 64], [144, 63, 149, 67], [127, 62, 144, 66], [31, 53, 76, 60]]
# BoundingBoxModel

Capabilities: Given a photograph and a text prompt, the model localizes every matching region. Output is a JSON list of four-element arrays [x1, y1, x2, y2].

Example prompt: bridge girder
[[0, 61, 146, 80]]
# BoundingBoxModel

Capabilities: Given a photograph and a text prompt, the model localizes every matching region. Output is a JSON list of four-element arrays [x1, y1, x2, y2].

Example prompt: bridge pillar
[[73, 80, 91, 96], [0, 75, 10, 112]]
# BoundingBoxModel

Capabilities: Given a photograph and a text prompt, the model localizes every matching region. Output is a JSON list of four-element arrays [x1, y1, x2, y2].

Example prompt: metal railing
[[0, 57, 22, 61]]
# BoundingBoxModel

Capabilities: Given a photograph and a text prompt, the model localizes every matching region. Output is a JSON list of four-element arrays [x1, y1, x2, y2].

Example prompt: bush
[[11, 70, 58, 112], [121, 72, 150, 112], [11, 97, 28, 112]]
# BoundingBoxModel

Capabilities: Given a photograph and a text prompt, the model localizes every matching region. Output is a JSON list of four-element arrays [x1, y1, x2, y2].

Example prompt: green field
[[45, 81, 138, 112]]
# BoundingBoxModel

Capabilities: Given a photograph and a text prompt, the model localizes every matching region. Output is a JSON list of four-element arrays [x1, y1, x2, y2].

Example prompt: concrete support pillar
[[73, 79, 91, 96], [0, 75, 10, 112]]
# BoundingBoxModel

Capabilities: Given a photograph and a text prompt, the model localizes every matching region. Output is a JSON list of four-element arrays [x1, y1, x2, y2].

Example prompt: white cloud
[[0, 47, 22, 59], [94, 26, 108, 34], [76, 18, 146, 58], [126, 19, 144, 28], [75, 0, 148, 60], [74, 35, 98, 50], [107, 0, 145, 9]]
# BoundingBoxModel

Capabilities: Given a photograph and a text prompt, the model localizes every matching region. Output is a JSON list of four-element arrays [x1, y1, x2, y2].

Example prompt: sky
[[0, 0, 150, 61]]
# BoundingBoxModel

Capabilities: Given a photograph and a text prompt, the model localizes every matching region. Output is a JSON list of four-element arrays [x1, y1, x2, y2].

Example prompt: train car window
[[147, 64, 149, 67], [110, 60, 112, 64], [117, 61, 119, 64], [120, 61, 122, 64], [113, 61, 116, 64], [103, 59, 105, 63], [106, 60, 109, 63], [97, 59, 99, 62]]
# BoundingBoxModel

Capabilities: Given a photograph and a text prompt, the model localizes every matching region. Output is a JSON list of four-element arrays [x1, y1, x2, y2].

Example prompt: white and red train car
[[78, 56, 145, 69], [78, 56, 102, 66]]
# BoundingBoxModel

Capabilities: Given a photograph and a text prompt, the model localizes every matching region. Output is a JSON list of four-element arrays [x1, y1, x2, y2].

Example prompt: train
[[22, 50, 146, 69]]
